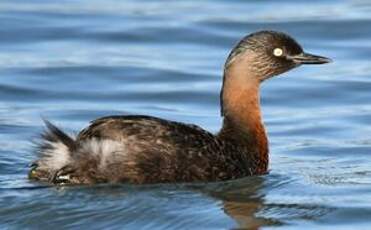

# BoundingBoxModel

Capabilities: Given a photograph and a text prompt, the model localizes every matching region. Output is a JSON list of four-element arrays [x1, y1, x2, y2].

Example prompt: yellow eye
[[273, 48, 283, 57]]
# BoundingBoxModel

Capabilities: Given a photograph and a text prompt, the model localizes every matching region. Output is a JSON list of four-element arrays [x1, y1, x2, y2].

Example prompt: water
[[1, 0, 371, 229]]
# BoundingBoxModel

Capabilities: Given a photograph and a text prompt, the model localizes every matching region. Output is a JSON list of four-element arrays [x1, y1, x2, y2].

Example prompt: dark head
[[225, 30, 332, 81]]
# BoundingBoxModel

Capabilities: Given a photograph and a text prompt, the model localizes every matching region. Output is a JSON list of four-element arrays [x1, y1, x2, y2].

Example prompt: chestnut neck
[[218, 54, 269, 173]]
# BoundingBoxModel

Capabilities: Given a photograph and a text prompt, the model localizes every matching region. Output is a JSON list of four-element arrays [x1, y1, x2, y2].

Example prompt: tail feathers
[[42, 119, 76, 151], [29, 120, 76, 182]]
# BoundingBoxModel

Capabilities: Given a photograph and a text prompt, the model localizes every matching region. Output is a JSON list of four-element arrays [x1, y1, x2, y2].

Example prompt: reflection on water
[[209, 176, 281, 229], [205, 175, 334, 229], [1, 0, 371, 229]]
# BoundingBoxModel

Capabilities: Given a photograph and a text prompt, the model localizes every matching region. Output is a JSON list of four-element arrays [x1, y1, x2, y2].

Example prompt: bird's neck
[[218, 61, 269, 174]]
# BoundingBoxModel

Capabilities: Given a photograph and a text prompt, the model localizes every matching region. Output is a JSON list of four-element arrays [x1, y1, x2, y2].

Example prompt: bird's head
[[225, 30, 332, 81]]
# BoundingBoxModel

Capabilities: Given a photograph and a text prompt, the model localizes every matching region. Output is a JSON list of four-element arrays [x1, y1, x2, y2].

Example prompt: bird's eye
[[273, 48, 283, 57]]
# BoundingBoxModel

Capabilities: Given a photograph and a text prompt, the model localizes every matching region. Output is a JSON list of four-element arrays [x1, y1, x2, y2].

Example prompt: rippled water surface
[[1, 0, 371, 229]]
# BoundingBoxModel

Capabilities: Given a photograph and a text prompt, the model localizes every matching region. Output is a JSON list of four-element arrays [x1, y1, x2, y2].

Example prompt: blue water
[[1, 0, 371, 229]]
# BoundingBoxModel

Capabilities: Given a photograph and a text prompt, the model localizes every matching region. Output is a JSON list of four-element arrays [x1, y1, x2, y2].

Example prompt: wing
[[75, 115, 225, 183]]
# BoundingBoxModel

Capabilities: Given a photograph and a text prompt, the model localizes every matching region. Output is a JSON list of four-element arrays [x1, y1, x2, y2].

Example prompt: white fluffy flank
[[39, 141, 71, 171], [79, 139, 128, 169]]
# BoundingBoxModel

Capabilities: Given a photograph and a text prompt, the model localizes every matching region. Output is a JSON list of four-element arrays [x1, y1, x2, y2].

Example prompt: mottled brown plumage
[[29, 30, 331, 185]]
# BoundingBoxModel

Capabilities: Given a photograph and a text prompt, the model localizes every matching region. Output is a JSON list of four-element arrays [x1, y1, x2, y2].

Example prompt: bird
[[28, 30, 331, 185]]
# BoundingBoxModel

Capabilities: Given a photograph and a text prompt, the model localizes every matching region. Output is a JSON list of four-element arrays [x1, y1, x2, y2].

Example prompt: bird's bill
[[287, 52, 332, 64]]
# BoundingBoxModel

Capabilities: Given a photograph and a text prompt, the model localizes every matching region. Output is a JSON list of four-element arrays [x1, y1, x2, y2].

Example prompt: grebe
[[29, 30, 331, 185]]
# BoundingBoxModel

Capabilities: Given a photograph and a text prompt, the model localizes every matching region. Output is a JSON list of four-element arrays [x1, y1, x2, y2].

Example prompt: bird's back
[[30, 115, 254, 184]]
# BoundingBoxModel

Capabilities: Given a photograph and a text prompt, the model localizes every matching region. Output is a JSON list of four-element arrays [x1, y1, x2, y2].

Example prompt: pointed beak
[[287, 52, 332, 65]]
